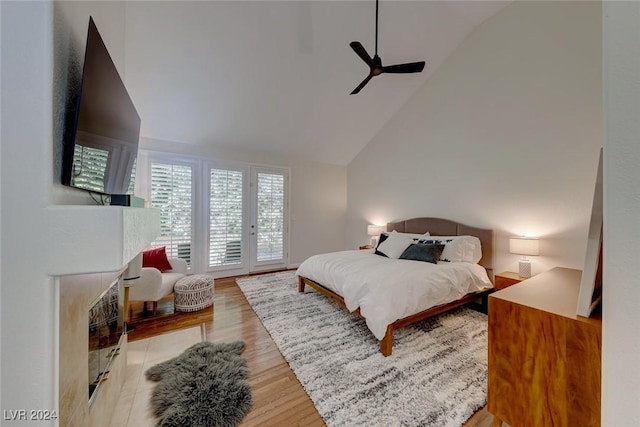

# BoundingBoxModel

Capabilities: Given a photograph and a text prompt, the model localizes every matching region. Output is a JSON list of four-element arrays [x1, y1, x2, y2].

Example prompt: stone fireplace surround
[[55, 206, 159, 427]]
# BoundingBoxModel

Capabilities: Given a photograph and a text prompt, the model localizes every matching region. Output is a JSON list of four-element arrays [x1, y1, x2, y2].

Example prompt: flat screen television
[[62, 17, 141, 196]]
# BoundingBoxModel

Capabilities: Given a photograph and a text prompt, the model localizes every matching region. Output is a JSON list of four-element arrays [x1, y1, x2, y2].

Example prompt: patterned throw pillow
[[422, 236, 482, 263], [374, 233, 390, 256], [414, 239, 455, 262]]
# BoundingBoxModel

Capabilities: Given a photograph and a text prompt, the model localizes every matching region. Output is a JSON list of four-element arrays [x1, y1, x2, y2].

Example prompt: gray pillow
[[399, 243, 445, 264]]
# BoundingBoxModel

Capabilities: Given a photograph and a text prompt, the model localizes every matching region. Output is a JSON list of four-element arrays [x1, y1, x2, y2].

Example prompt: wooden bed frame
[[297, 217, 495, 357]]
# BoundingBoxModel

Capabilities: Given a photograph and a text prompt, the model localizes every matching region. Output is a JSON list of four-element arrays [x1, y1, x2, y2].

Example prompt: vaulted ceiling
[[123, 1, 509, 165]]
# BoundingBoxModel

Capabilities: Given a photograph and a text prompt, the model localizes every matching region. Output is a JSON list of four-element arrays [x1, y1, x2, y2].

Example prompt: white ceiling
[[124, 1, 509, 166]]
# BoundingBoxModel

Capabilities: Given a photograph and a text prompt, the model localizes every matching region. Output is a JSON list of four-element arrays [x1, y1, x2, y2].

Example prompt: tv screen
[[62, 17, 141, 196]]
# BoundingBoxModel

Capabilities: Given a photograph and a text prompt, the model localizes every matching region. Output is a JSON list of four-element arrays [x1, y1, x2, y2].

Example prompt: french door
[[207, 163, 288, 276], [249, 167, 287, 272]]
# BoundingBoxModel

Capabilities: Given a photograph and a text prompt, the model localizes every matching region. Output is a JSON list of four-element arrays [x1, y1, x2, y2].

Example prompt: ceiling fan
[[349, 0, 426, 95]]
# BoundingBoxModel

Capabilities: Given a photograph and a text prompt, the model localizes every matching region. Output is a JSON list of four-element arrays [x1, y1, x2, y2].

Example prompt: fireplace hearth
[[60, 270, 131, 426], [56, 206, 159, 426]]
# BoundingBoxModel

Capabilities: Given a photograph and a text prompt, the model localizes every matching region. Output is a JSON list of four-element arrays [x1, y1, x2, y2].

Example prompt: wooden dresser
[[488, 267, 602, 427]]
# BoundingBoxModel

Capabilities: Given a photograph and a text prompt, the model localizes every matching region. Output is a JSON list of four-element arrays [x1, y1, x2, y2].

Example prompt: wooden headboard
[[387, 217, 495, 282]]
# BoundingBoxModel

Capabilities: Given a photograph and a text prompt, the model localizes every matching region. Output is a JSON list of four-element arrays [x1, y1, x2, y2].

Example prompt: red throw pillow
[[142, 247, 173, 272]]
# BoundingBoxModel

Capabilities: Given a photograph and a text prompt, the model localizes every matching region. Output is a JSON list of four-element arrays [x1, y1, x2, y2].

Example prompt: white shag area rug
[[236, 271, 488, 427]]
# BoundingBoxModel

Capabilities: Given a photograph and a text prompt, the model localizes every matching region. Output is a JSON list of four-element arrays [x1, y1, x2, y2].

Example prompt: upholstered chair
[[128, 258, 188, 316]]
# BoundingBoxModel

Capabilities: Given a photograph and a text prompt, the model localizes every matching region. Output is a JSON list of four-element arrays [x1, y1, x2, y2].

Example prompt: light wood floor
[[127, 274, 496, 427]]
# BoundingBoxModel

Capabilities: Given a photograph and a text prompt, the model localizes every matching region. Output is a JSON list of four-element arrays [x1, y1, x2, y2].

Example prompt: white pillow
[[384, 230, 430, 239], [376, 232, 417, 259], [426, 235, 482, 263], [395, 231, 430, 240]]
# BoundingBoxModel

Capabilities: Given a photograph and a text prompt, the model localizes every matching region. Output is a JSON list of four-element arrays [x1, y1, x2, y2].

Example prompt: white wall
[[137, 137, 347, 268], [0, 1, 3, 410], [2, 1, 58, 417], [1, 1, 126, 420], [346, 1, 602, 275], [602, 2, 640, 425]]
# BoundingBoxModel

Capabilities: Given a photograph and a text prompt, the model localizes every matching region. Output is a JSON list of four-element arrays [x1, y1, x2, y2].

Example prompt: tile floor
[[109, 325, 206, 427]]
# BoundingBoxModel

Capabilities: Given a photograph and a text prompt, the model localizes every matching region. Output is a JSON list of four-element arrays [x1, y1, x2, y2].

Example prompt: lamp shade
[[367, 225, 386, 236], [509, 237, 540, 256]]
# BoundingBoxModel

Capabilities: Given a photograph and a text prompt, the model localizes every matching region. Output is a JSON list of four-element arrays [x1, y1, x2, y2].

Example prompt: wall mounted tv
[[62, 17, 141, 196]]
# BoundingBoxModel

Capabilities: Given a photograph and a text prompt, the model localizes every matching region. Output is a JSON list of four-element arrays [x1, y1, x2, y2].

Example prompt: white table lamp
[[509, 237, 540, 278], [367, 225, 386, 247]]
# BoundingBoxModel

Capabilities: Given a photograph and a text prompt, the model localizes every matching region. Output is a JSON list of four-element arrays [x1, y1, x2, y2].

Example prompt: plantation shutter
[[209, 169, 244, 268], [256, 172, 285, 262], [150, 162, 193, 266]]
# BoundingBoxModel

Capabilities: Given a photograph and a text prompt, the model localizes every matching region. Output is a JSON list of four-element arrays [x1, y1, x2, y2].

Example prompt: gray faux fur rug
[[145, 341, 252, 427], [237, 271, 488, 427]]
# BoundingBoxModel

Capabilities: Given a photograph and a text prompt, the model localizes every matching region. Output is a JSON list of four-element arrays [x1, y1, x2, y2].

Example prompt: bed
[[296, 217, 495, 357]]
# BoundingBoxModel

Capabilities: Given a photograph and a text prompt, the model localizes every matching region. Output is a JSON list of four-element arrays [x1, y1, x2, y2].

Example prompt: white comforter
[[296, 250, 492, 340]]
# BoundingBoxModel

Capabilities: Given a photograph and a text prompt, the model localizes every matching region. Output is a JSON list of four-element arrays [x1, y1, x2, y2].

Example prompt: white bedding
[[296, 250, 492, 340]]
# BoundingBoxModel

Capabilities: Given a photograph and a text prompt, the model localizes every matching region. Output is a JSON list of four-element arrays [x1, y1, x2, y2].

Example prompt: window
[[255, 172, 285, 262], [149, 162, 193, 266], [209, 168, 244, 268]]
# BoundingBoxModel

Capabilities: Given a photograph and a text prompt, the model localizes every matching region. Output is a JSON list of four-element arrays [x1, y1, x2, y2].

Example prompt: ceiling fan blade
[[350, 41, 375, 68], [350, 74, 374, 95], [381, 61, 426, 74]]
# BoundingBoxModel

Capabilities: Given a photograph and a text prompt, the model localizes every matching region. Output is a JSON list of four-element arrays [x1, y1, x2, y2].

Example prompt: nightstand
[[359, 245, 373, 250], [494, 271, 525, 290]]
